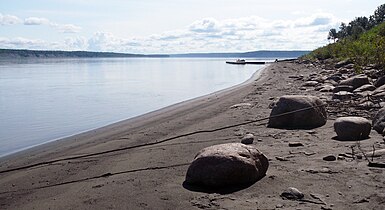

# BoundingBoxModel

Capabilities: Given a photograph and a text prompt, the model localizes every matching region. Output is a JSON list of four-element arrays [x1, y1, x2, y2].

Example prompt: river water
[[0, 58, 265, 157]]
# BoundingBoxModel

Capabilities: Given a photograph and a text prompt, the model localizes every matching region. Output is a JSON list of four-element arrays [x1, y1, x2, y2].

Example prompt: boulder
[[185, 143, 269, 187], [339, 74, 370, 90], [334, 117, 371, 140], [373, 108, 385, 134], [374, 76, 385, 87], [267, 95, 327, 129]]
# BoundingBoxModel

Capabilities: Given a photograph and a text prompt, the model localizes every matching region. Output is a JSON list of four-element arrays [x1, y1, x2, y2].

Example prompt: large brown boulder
[[334, 117, 371, 140], [373, 108, 385, 134], [339, 74, 370, 90], [185, 143, 268, 187], [268, 95, 327, 129]]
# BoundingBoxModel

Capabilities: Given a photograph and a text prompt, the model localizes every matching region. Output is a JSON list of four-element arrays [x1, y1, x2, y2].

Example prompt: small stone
[[230, 103, 252, 109], [332, 91, 353, 100], [303, 81, 319, 87], [333, 85, 354, 93], [323, 155, 336, 161], [281, 187, 304, 200], [289, 142, 304, 147], [241, 134, 254, 145], [353, 84, 376, 93], [276, 156, 289, 161], [307, 130, 316, 134], [319, 85, 335, 92], [276, 204, 284, 208], [353, 198, 369, 203]]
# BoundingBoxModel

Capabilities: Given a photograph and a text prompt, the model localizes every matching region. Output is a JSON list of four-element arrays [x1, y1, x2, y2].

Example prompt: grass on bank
[[304, 22, 385, 73]]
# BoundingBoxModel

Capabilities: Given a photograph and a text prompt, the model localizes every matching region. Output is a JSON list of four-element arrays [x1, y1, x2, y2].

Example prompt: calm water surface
[[0, 58, 264, 157]]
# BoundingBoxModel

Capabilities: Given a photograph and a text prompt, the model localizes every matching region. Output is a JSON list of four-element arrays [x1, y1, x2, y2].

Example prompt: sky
[[0, 0, 384, 54]]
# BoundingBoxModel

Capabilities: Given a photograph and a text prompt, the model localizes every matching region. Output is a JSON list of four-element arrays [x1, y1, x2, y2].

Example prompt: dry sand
[[1, 62, 384, 210]]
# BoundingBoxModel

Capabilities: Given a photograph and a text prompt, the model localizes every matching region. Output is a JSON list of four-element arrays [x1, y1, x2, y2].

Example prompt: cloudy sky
[[0, 0, 383, 54]]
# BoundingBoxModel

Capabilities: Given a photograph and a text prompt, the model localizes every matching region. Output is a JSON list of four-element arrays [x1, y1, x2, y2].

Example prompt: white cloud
[[64, 36, 88, 50], [21, 15, 82, 33], [294, 13, 337, 27], [78, 13, 339, 53], [1, 13, 342, 53], [0, 13, 22, 25], [55, 24, 82, 33], [24, 17, 50, 25], [189, 18, 220, 33], [0, 37, 47, 49]]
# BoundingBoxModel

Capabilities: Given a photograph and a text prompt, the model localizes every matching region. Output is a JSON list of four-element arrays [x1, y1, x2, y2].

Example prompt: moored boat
[[226, 59, 246, 65]]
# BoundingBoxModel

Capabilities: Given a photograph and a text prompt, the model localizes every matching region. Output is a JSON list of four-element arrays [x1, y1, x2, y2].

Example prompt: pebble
[[241, 134, 254, 145], [306, 130, 317, 134], [323, 155, 337, 161], [230, 103, 252, 109], [276, 204, 284, 208], [276, 156, 289, 161], [281, 187, 304, 200], [289, 142, 304, 147]]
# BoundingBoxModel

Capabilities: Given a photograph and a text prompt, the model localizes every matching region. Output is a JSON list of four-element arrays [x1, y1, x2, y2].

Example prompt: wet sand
[[1, 62, 384, 210]]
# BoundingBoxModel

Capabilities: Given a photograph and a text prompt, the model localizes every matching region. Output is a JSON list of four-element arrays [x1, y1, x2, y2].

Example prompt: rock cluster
[[297, 59, 385, 140], [298, 59, 385, 110]]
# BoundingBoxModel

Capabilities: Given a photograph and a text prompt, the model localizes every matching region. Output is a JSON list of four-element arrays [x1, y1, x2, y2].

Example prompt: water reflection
[[0, 58, 263, 156]]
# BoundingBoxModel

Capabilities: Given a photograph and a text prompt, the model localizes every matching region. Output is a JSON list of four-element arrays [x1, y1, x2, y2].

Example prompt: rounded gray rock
[[185, 143, 269, 187], [334, 117, 371, 140], [241, 133, 254, 145], [373, 107, 385, 134], [339, 74, 370, 90], [281, 187, 304, 200], [267, 95, 327, 129], [323, 155, 337, 161]]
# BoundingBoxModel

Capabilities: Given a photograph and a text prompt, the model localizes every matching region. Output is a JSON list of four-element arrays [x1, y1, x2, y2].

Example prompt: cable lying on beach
[[0, 104, 327, 174], [0, 162, 191, 195]]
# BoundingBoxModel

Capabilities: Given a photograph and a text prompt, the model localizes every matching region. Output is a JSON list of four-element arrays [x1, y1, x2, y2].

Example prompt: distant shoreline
[[0, 48, 309, 59]]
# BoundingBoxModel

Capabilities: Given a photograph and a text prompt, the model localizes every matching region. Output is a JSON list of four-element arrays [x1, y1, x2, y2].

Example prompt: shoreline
[[0, 65, 267, 162], [1, 61, 384, 209]]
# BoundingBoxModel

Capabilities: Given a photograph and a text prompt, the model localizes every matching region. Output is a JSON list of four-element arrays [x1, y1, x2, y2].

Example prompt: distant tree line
[[328, 4, 385, 42], [0, 49, 169, 58]]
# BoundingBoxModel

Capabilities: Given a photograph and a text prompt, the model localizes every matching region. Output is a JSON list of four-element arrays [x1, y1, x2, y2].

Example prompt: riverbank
[[1, 61, 384, 209]]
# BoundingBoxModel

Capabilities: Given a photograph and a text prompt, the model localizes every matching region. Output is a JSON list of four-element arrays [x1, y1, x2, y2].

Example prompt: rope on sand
[[0, 104, 326, 174]]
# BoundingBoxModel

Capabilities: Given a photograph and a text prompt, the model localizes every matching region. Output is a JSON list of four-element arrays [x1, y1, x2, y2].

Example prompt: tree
[[328, 28, 338, 42], [372, 4, 385, 25], [338, 23, 348, 38]]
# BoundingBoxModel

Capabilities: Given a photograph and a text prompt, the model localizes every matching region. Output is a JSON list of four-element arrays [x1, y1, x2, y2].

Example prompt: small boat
[[226, 59, 246, 65]]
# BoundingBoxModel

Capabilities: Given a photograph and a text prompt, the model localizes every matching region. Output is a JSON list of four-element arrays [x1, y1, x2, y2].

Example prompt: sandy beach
[[1, 61, 384, 210]]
